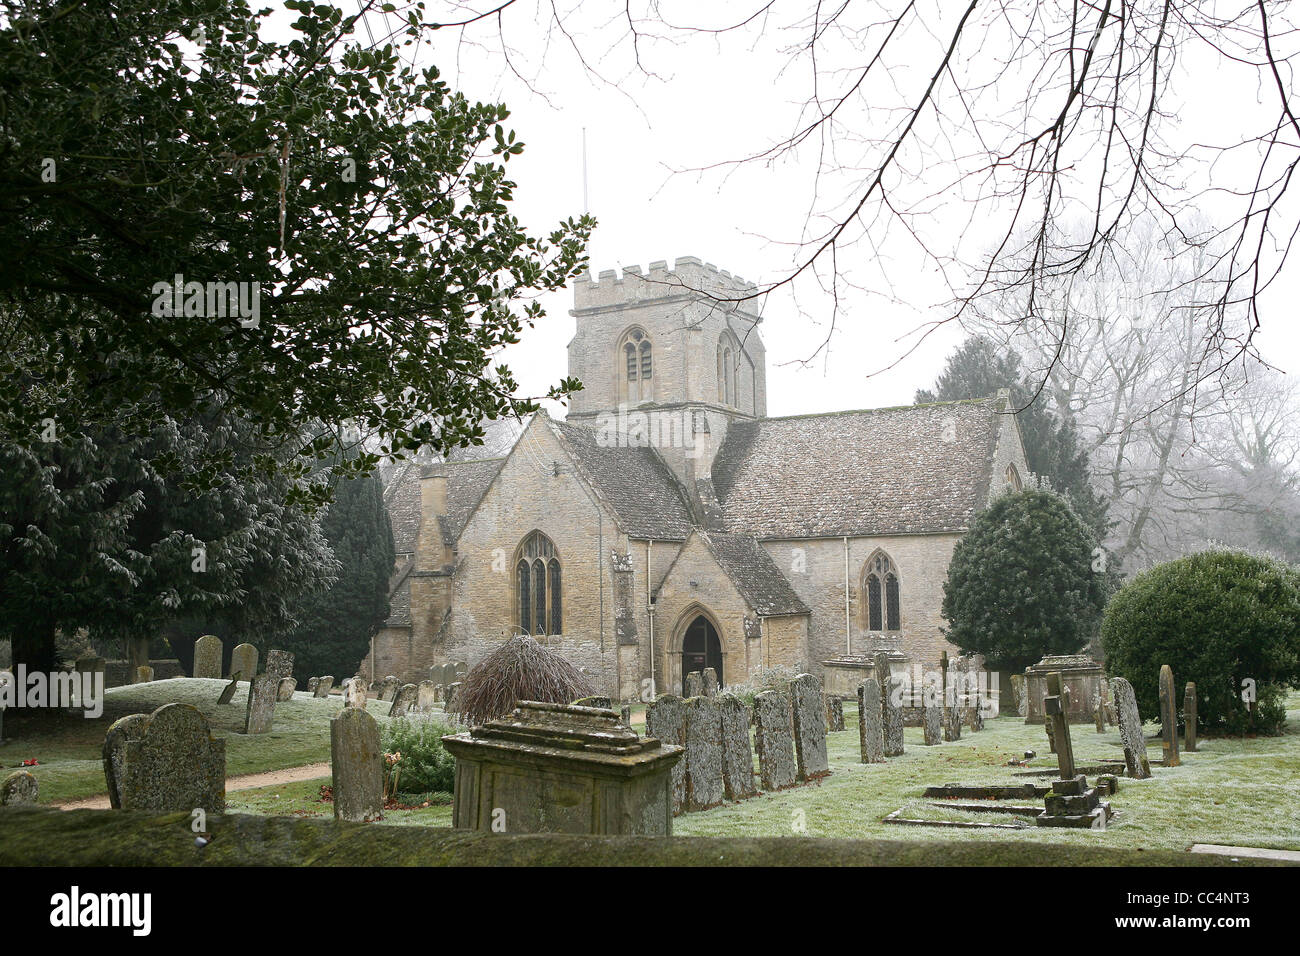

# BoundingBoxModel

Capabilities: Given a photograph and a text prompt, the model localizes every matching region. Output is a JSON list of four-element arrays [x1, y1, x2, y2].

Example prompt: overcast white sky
[[334, 1, 1300, 422]]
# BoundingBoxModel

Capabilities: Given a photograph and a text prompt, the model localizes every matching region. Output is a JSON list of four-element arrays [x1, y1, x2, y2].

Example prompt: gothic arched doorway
[[681, 615, 723, 694]]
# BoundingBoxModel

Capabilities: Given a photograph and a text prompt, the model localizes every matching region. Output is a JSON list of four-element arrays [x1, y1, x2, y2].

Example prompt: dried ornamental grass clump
[[453, 635, 595, 726]]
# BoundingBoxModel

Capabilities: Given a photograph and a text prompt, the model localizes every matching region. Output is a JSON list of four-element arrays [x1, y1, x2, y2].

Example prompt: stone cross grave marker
[[276, 677, 297, 702], [1184, 682, 1197, 753], [244, 672, 278, 734], [753, 689, 797, 790], [645, 694, 688, 813], [389, 683, 418, 718], [790, 673, 829, 780], [119, 703, 226, 812], [1159, 664, 1180, 767], [857, 678, 885, 763], [193, 635, 223, 679], [685, 695, 724, 810], [230, 644, 258, 684], [719, 693, 756, 800], [216, 672, 242, 705], [330, 707, 383, 823], [1044, 671, 1075, 780], [313, 675, 334, 698], [1111, 677, 1151, 779]]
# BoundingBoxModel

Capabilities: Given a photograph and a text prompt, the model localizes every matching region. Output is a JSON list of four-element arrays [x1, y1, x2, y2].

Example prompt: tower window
[[619, 328, 653, 404]]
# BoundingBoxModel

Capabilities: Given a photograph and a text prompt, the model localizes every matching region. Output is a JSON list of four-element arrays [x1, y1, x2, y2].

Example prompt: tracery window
[[619, 328, 653, 404], [516, 531, 562, 635], [864, 551, 901, 633]]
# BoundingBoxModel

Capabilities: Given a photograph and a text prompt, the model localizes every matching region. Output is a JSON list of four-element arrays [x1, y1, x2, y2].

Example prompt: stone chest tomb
[[441, 700, 683, 836]]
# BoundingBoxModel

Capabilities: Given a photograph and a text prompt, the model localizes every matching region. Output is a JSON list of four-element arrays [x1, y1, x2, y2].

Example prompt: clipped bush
[[381, 715, 457, 794], [1101, 549, 1300, 736]]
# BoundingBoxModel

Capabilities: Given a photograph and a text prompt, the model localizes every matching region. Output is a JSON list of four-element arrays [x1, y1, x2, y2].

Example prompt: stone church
[[364, 256, 1029, 700]]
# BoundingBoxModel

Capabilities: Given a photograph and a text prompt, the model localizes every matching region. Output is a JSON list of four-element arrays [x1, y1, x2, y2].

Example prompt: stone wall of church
[[988, 398, 1033, 500]]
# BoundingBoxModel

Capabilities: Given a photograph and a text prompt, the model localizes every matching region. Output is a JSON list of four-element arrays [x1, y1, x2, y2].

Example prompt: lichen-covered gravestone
[[684, 671, 703, 699], [306, 677, 320, 695], [1184, 683, 1197, 752], [701, 668, 718, 698], [230, 644, 258, 684], [1158, 664, 1180, 767], [244, 673, 278, 734], [446, 681, 462, 715], [193, 634, 223, 679], [1012, 673, 1027, 718], [1, 770, 38, 806], [389, 683, 418, 718], [857, 679, 885, 763], [923, 701, 942, 745], [790, 674, 829, 780], [753, 690, 797, 790], [882, 676, 905, 757], [276, 678, 297, 702], [825, 695, 845, 732], [719, 694, 756, 800], [265, 649, 294, 684], [645, 694, 688, 813], [343, 677, 368, 710], [216, 673, 242, 706], [118, 703, 226, 812], [417, 680, 437, 713], [379, 676, 400, 701], [685, 695, 724, 810], [1111, 677, 1152, 779], [103, 714, 149, 809], [330, 707, 383, 823], [313, 675, 334, 698]]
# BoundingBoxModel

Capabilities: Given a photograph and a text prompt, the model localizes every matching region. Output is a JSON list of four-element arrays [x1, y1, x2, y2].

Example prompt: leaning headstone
[[923, 701, 942, 745], [230, 643, 258, 684], [645, 695, 688, 813], [684, 671, 703, 699], [276, 677, 297, 702], [857, 679, 885, 763], [378, 676, 401, 701], [825, 695, 845, 732], [265, 648, 294, 684], [313, 675, 334, 698], [1012, 673, 1027, 718], [417, 680, 437, 713], [216, 672, 242, 705], [102, 714, 149, 809], [1, 770, 38, 806], [343, 677, 368, 710], [389, 683, 418, 718], [193, 634, 223, 679], [1045, 672, 1076, 780], [119, 703, 226, 812], [1184, 682, 1197, 753], [701, 668, 718, 698], [790, 674, 829, 780], [684, 695, 724, 810], [1111, 677, 1151, 779], [882, 676, 905, 756], [1158, 664, 1180, 767], [330, 707, 383, 823], [718, 694, 755, 800], [135, 665, 153, 684], [306, 677, 320, 695], [244, 672, 278, 734], [753, 690, 797, 790]]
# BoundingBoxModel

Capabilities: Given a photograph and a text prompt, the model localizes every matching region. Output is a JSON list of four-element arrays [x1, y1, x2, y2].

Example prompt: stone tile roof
[[551, 420, 696, 540], [698, 530, 809, 616], [383, 462, 424, 555], [712, 399, 1004, 538]]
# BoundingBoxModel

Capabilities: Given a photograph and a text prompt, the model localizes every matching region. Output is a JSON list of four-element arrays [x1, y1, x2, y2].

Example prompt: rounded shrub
[[381, 716, 457, 794], [1101, 549, 1300, 736]]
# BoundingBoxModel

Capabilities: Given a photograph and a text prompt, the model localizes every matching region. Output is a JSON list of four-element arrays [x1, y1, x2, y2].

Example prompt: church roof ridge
[[757, 395, 1001, 424]]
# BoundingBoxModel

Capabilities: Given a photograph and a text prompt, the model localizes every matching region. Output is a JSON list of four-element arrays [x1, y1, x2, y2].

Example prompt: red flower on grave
[[22, 759, 38, 766]]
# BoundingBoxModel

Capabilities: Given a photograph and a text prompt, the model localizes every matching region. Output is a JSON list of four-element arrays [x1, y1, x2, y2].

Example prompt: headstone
[[434, 683, 445, 703], [923, 701, 942, 745], [193, 635, 223, 679], [1094, 687, 1107, 733], [719, 694, 756, 800], [135, 665, 153, 684], [389, 683, 418, 718], [1158, 664, 1180, 767], [343, 677, 368, 710], [244, 672, 277, 734], [313, 675, 334, 698], [453, 661, 468, 680], [965, 664, 984, 731], [790, 674, 829, 780], [1, 770, 38, 806], [379, 676, 401, 701], [276, 677, 297, 702], [943, 695, 963, 742], [417, 680, 437, 713], [330, 707, 384, 823], [1103, 678, 1118, 725], [1184, 682, 1197, 753], [684, 671, 703, 698], [216, 673, 242, 705], [230, 643, 258, 684], [102, 714, 149, 809], [620, 704, 632, 726], [825, 695, 845, 732], [701, 668, 718, 698], [882, 675, 905, 756], [857, 679, 885, 763], [306, 677, 320, 695], [265, 648, 294, 684], [684, 695, 724, 810], [1111, 677, 1151, 779], [118, 703, 226, 812], [1012, 673, 1027, 718], [753, 690, 797, 790], [446, 681, 462, 714], [645, 695, 688, 813]]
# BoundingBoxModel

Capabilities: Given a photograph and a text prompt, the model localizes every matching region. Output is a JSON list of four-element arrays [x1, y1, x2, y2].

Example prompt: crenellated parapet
[[573, 256, 759, 311]]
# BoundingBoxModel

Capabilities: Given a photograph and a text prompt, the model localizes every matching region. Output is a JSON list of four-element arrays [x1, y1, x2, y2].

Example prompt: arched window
[[619, 328, 652, 404], [718, 331, 740, 406], [864, 551, 901, 633], [516, 532, 562, 635], [1005, 464, 1023, 491]]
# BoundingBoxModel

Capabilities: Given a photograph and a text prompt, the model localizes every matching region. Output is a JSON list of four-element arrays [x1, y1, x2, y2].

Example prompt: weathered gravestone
[[445, 681, 462, 715], [306, 677, 320, 695], [417, 680, 437, 713], [685, 695, 724, 810], [882, 675, 905, 757], [1045, 713, 1057, 753], [265, 649, 294, 684], [1111, 677, 1152, 779], [244, 673, 278, 734], [103, 714, 149, 809], [343, 677, 368, 710], [434, 683, 445, 703], [230, 644, 258, 684], [1184, 682, 1197, 752], [684, 671, 703, 699], [330, 707, 383, 823], [825, 695, 845, 732], [453, 661, 467, 680], [1045, 672, 1075, 778], [276, 677, 297, 701], [1, 770, 38, 806], [790, 674, 829, 780], [719, 694, 756, 800], [645, 694, 688, 813], [1094, 686, 1107, 733], [701, 668, 718, 698], [943, 669, 963, 741], [389, 683, 418, 718], [1012, 672, 1027, 718], [193, 635, 223, 679], [135, 665, 153, 684], [1036, 671, 1111, 828], [923, 701, 942, 745], [753, 690, 797, 790], [857, 678, 885, 763], [314, 675, 335, 698], [620, 704, 632, 726], [1159, 664, 1180, 767], [378, 676, 401, 701], [216, 673, 242, 705], [118, 703, 226, 812]]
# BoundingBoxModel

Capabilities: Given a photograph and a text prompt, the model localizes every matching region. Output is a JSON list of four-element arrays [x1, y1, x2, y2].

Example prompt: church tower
[[565, 257, 767, 509]]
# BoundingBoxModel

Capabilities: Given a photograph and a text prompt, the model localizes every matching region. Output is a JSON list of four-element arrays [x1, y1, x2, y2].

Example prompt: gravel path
[[51, 762, 332, 811]]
